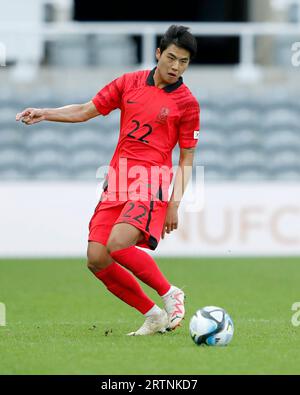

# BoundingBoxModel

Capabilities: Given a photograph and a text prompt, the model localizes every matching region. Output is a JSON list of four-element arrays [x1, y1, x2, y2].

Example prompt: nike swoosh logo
[[127, 99, 137, 104]]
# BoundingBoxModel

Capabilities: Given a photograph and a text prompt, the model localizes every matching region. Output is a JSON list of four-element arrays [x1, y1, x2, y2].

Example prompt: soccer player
[[16, 25, 200, 336]]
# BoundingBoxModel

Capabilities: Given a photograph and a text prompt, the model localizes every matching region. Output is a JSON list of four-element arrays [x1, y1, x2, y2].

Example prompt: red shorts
[[88, 191, 168, 250]]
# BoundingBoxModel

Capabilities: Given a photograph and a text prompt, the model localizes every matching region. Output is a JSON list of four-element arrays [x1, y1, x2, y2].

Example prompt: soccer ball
[[189, 306, 234, 346]]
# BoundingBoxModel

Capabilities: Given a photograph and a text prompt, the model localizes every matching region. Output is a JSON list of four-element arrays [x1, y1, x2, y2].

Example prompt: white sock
[[161, 285, 176, 299], [144, 304, 162, 317]]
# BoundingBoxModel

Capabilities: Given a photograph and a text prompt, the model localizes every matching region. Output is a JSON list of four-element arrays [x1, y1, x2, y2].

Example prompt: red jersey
[[92, 68, 200, 201]]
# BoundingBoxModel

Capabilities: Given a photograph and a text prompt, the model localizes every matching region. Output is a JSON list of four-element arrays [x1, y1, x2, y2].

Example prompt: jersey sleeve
[[92, 74, 126, 116], [178, 100, 200, 149]]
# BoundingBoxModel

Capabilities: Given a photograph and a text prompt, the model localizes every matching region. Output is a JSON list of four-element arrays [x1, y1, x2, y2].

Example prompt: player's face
[[155, 44, 190, 86]]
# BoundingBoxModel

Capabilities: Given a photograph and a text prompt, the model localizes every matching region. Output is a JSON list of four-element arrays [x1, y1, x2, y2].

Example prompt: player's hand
[[16, 108, 45, 125], [161, 201, 179, 239]]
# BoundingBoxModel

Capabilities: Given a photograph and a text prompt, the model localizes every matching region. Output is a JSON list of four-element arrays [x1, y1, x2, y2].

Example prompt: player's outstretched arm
[[16, 101, 100, 125]]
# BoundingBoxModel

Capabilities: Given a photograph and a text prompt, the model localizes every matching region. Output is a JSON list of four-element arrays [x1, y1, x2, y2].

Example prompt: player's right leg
[[87, 241, 157, 315], [87, 202, 166, 334], [87, 241, 113, 273]]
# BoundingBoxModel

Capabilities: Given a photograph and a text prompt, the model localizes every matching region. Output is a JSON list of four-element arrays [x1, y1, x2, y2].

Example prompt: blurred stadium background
[[0, 0, 299, 257]]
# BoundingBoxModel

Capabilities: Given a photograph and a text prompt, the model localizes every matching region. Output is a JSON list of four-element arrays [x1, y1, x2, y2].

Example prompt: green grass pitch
[[0, 257, 299, 374]]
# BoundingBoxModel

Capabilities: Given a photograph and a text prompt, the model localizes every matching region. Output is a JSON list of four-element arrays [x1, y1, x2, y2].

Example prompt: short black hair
[[159, 25, 197, 59]]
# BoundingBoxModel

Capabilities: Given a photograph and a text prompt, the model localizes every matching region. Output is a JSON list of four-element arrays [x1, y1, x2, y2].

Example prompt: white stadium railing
[[1, 21, 300, 80], [42, 21, 300, 71]]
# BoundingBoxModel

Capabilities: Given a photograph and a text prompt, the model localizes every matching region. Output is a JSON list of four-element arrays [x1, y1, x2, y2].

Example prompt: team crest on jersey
[[155, 107, 170, 124]]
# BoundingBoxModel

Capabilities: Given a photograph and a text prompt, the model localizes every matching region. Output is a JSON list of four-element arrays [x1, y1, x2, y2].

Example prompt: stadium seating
[[47, 35, 137, 67], [1, 91, 299, 182]]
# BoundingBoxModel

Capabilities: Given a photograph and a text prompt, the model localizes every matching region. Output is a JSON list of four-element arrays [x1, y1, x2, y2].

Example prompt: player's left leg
[[107, 200, 185, 331], [107, 223, 171, 297], [106, 223, 168, 335]]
